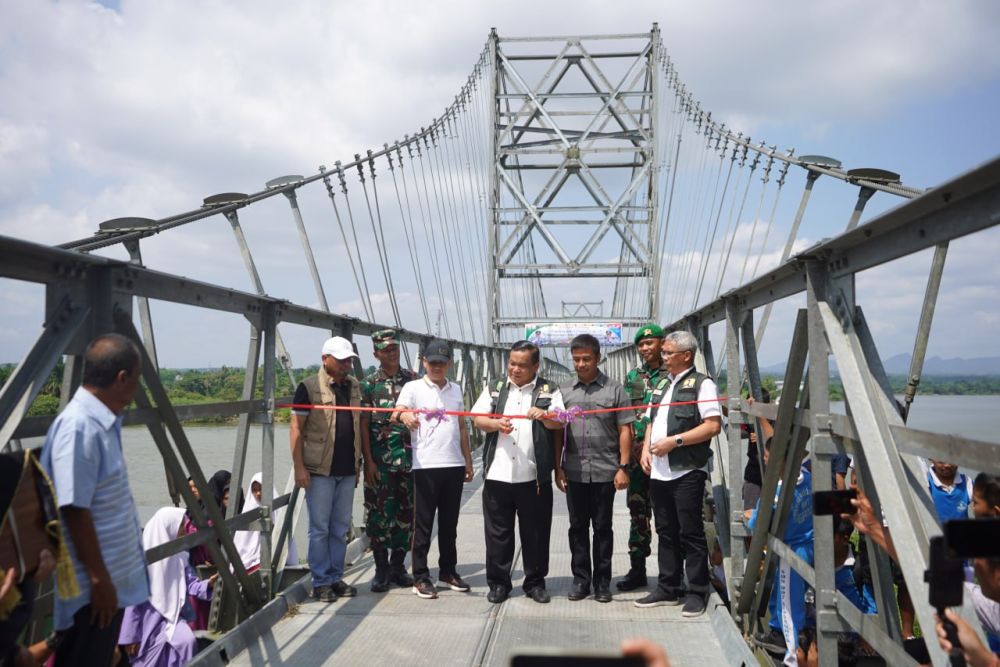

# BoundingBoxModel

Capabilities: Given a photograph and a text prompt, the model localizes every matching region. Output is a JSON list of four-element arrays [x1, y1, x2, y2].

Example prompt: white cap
[[321, 336, 358, 360]]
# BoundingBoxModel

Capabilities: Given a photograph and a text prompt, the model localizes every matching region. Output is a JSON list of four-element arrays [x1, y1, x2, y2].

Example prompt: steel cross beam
[[488, 29, 660, 344]]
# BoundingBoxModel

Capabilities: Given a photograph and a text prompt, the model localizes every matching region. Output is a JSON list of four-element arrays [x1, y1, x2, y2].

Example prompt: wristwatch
[[675, 436, 684, 447], [618, 463, 628, 471]]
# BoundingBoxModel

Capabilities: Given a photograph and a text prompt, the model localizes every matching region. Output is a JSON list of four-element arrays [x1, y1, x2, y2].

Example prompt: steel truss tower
[[488, 26, 661, 344]]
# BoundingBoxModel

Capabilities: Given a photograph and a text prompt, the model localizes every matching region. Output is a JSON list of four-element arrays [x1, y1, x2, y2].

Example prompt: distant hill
[[761, 354, 1000, 377]]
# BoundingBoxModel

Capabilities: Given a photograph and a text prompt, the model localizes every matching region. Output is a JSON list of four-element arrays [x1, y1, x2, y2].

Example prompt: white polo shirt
[[645, 367, 721, 482], [396, 376, 466, 470], [471, 377, 564, 484]]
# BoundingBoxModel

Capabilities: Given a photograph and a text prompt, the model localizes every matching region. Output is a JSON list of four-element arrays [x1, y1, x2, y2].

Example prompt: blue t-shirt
[[749, 464, 814, 548], [836, 564, 876, 614], [41, 388, 149, 630], [927, 470, 973, 523]]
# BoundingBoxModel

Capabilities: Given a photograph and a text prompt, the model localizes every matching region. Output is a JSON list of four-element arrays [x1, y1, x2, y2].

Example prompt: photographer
[[845, 490, 1000, 666]]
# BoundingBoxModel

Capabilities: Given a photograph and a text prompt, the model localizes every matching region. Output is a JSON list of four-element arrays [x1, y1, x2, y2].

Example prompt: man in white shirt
[[637, 330, 722, 617], [471, 340, 565, 604], [395, 339, 474, 599]]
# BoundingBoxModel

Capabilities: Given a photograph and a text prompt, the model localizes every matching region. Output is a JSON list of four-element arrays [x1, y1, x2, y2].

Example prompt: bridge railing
[[0, 235, 568, 631], [606, 155, 1000, 665]]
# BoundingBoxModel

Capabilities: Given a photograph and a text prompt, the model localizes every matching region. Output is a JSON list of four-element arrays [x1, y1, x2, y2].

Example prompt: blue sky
[[1, 0, 999, 369]]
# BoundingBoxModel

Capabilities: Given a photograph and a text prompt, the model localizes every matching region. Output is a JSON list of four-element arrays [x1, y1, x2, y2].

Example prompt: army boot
[[616, 559, 648, 591], [389, 549, 414, 587], [370, 548, 391, 593]]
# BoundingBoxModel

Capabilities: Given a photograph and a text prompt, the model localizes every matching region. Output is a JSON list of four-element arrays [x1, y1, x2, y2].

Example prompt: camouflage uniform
[[361, 365, 416, 553], [623, 360, 664, 564]]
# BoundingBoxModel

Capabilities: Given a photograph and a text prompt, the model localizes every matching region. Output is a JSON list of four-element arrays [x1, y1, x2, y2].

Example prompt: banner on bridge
[[525, 322, 623, 347]]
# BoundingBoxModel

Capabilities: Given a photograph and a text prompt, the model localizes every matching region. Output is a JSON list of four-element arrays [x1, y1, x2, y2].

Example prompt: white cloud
[[1, 0, 998, 366]]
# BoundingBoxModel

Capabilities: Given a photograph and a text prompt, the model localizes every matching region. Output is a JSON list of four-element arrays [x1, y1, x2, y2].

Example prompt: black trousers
[[412, 466, 465, 582], [565, 480, 616, 587], [483, 479, 553, 593], [53, 605, 124, 667], [650, 470, 710, 596]]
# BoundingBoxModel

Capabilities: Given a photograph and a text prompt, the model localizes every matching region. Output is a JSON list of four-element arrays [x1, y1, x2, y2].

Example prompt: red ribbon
[[276, 396, 729, 419]]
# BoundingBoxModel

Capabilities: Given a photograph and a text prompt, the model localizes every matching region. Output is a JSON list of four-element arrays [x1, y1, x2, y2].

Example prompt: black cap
[[424, 339, 451, 363]]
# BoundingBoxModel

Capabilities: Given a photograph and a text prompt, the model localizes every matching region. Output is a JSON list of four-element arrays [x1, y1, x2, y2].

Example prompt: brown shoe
[[413, 579, 438, 599]]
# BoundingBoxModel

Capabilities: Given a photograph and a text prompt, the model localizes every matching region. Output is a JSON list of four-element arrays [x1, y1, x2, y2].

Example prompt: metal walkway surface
[[217, 475, 750, 667]]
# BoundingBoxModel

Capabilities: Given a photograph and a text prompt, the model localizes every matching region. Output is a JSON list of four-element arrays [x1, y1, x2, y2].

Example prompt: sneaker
[[438, 572, 470, 592], [413, 579, 438, 599], [331, 580, 357, 598], [681, 593, 706, 617], [312, 585, 337, 603], [633, 590, 681, 608], [753, 628, 787, 654]]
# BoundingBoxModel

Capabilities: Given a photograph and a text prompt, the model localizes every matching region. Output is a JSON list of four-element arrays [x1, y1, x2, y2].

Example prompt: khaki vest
[[301, 368, 362, 476]]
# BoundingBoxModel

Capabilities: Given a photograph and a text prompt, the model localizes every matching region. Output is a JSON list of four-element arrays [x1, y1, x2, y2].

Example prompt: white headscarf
[[142, 507, 188, 642], [233, 473, 298, 570]]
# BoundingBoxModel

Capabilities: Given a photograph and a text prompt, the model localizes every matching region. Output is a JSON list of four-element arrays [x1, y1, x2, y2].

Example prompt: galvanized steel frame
[[0, 235, 539, 629], [488, 27, 661, 343], [604, 155, 1000, 664]]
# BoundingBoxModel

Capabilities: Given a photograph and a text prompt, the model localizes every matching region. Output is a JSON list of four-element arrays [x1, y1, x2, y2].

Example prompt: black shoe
[[526, 587, 550, 604], [370, 549, 390, 593], [312, 584, 338, 603], [681, 593, 706, 617], [594, 585, 613, 603], [616, 567, 647, 591], [752, 628, 786, 654], [487, 586, 509, 604], [633, 590, 681, 608], [389, 550, 414, 587], [331, 580, 357, 598], [438, 572, 470, 592], [568, 582, 591, 601], [413, 579, 438, 599]]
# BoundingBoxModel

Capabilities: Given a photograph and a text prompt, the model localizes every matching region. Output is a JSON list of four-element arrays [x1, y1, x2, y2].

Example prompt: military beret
[[634, 324, 665, 344]]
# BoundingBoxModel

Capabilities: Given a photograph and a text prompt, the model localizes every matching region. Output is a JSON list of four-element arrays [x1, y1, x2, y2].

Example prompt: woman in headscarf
[[119, 507, 217, 666], [206, 470, 231, 513], [233, 473, 299, 573]]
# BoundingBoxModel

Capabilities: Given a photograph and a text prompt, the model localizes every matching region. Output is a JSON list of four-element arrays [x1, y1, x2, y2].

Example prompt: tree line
[[2, 364, 999, 422]]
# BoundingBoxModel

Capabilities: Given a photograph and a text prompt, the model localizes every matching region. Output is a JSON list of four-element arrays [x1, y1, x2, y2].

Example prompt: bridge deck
[[218, 473, 745, 667]]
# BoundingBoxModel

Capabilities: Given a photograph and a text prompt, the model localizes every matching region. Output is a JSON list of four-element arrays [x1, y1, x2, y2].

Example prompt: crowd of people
[[1, 328, 998, 667]]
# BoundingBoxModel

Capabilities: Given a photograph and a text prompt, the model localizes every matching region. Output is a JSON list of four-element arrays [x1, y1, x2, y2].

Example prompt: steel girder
[[488, 28, 661, 343]]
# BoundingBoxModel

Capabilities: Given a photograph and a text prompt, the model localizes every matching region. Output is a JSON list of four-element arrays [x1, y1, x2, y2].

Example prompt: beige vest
[[301, 368, 362, 476]]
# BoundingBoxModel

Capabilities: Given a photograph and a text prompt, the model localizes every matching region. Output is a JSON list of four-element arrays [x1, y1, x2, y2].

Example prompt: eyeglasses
[[662, 350, 690, 357]]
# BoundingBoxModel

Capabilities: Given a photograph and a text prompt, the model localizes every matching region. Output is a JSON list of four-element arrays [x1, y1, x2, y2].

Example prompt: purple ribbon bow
[[552, 406, 585, 465], [421, 407, 449, 438]]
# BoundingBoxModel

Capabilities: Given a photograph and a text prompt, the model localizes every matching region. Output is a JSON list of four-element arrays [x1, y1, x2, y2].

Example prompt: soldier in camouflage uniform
[[617, 323, 665, 591], [360, 329, 417, 592]]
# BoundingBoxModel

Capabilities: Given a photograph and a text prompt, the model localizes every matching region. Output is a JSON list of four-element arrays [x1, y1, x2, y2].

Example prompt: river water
[[22, 394, 1000, 530]]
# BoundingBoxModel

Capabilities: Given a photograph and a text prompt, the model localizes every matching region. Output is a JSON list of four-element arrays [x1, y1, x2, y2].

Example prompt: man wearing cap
[[360, 329, 417, 593], [290, 336, 364, 603], [618, 324, 666, 592], [394, 339, 474, 599]]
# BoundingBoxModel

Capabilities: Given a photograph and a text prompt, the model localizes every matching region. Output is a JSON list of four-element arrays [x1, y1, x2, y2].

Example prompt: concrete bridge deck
[[204, 474, 751, 666]]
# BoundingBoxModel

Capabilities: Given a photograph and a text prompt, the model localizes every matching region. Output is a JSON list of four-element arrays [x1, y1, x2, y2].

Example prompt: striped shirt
[[41, 387, 148, 630]]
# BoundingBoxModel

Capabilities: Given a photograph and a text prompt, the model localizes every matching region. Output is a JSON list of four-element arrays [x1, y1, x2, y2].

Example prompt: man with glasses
[[395, 339, 474, 599], [290, 336, 363, 603], [637, 331, 722, 617]]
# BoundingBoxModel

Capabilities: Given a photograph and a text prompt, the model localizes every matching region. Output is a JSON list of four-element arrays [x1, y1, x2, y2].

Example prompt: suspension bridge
[[2, 25, 1000, 666]]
